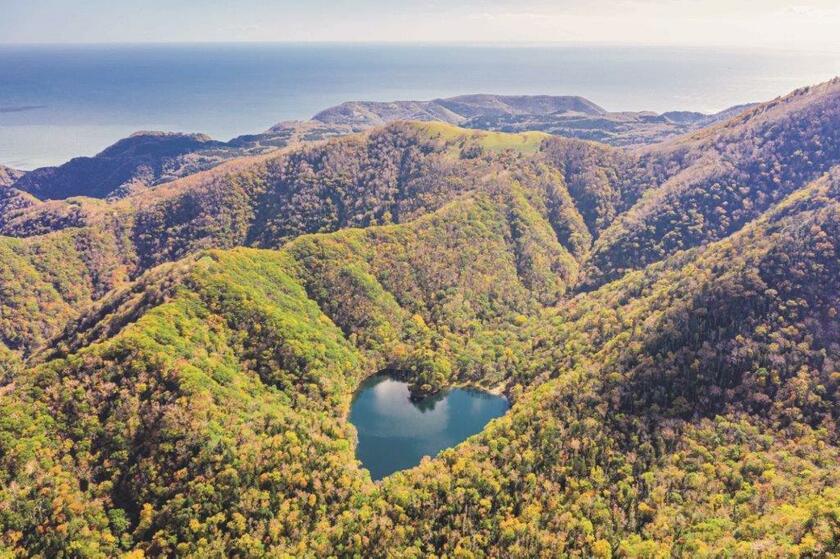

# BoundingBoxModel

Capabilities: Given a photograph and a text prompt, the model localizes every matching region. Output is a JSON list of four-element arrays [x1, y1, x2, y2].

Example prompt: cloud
[[2, 0, 840, 48]]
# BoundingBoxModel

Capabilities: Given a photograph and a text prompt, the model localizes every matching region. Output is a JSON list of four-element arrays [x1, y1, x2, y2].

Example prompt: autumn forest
[[0, 77, 839, 558]]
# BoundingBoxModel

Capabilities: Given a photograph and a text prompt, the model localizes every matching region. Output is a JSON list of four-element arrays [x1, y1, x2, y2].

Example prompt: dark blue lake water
[[0, 43, 837, 169], [349, 375, 508, 480]]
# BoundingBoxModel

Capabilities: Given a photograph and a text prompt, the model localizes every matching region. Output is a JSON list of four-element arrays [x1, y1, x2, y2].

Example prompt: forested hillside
[[0, 123, 588, 353], [582, 77, 840, 288], [0, 91, 757, 209], [0, 79, 838, 557]]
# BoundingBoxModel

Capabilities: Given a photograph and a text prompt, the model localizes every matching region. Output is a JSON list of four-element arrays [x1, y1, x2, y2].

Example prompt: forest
[[0, 78, 838, 558]]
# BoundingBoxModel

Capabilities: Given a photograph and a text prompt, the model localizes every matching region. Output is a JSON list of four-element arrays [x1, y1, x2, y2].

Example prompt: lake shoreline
[[348, 373, 510, 480]]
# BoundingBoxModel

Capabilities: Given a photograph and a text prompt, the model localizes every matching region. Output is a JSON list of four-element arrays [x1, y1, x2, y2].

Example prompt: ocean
[[0, 43, 837, 170]]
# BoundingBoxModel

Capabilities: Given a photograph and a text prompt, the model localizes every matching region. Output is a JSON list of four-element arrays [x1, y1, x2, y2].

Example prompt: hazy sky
[[1, 0, 840, 50]]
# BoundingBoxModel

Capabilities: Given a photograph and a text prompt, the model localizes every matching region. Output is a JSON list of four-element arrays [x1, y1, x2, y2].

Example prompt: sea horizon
[[1, 42, 838, 169]]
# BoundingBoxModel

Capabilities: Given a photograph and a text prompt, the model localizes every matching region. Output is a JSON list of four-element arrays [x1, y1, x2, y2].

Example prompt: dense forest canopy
[[0, 78, 838, 557]]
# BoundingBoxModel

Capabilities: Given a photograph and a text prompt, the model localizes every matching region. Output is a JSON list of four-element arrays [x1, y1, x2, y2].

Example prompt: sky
[[1, 0, 840, 51]]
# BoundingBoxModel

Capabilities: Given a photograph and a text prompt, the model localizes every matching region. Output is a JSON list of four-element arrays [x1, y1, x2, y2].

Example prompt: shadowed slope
[[11, 133, 227, 200], [582, 77, 840, 289]]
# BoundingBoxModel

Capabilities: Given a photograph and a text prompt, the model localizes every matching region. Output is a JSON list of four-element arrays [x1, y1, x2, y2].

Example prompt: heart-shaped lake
[[349, 374, 509, 480]]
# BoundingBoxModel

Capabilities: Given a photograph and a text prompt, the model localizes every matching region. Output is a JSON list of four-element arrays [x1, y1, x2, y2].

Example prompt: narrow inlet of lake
[[349, 374, 509, 480]]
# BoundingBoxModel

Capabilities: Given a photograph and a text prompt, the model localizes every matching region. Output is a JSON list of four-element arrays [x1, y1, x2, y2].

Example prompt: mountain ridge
[[2, 157, 837, 557], [311, 93, 755, 146], [0, 164, 24, 187], [0, 78, 839, 557], [311, 94, 608, 128], [2, 78, 840, 353], [582, 75, 840, 289], [5, 93, 759, 202]]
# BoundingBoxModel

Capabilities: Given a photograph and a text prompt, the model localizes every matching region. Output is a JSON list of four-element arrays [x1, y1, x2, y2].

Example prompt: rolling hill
[[312, 93, 756, 146], [0, 78, 838, 557], [4, 93, 757, 205]]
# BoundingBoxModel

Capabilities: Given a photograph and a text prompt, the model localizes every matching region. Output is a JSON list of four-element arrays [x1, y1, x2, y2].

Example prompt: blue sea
[[0, 43, 837, 170]]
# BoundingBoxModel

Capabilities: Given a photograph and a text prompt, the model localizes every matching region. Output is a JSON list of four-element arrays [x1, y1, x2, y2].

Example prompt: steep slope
[[7, 123, 356, 202], [6, 93, 601, 204], [0, 224, 133, 353], [1, 182, 576, 557], [1, 164, 838, 557], [367, 168, 840, 557], [2, 123, 555, 239], [582, 77, 840, 289], [330, 167, 840, 557], [129, 124, 567, 270], [12, 132, 228, 200], [3, 73, 838, 356], [0, 123, 598, 354], [0, 90, 762, 208], [537, 136, 647, 236], [0, 90, 758, 204], [2, 74, 839, 357], [0, 250, 371, 557], [528, 167, 840, 415]]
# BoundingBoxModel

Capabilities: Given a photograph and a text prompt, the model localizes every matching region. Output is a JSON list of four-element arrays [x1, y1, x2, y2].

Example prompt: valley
[[0, 78, 838, 558]]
